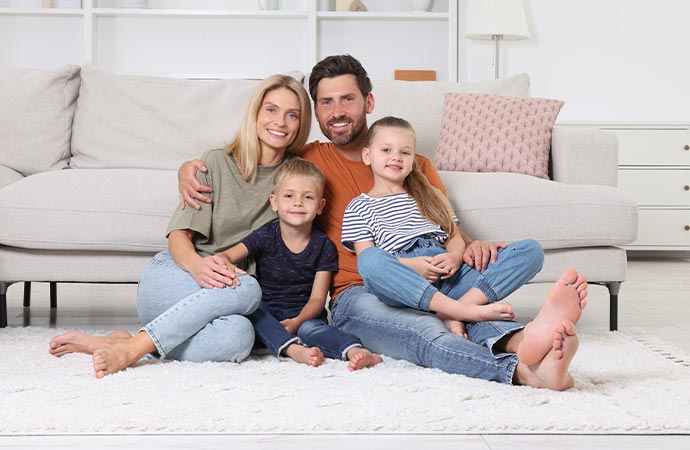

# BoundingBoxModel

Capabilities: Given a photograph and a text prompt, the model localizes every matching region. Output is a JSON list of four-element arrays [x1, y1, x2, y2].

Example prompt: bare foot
[[436, 313, 468, 338], [346, 347, 383, 371], [514, 320, 578, 391], [49, 330, 132, 357], [516, 268, 587, 365], [92, 342, 142, 378], [284, 344, 324, 367]]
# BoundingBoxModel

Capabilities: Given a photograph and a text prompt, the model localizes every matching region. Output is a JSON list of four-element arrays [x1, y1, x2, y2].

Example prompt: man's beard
[[319, 112, 367, 146]]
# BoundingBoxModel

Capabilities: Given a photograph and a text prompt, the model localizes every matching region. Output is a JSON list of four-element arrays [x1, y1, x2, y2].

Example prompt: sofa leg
[[1, 282, 9, 328], [606, 282, 621, 332], [50, 282, 57, 309], [23, 282, 31, 308]]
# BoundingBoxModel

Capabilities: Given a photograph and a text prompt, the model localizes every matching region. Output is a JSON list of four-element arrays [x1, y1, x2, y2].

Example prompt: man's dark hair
[[308, 54, 372, 103]]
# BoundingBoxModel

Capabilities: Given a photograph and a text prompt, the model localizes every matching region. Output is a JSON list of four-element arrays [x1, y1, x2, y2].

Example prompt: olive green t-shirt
[[166, 148, 282, 267]]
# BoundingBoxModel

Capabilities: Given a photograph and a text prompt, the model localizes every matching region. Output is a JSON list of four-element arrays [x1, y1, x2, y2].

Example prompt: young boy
[[222, 158, 382, 370]]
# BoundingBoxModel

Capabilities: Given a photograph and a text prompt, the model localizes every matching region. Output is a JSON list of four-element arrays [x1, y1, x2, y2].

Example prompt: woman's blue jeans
[[136, 251, 261, 363], [357, 238, 544, 312]]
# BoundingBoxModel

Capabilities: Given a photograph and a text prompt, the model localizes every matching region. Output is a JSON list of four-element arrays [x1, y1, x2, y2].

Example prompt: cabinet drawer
[[607, 128, 690, 166], [618, 170, 690, 206], [631, 209, 690, 247]]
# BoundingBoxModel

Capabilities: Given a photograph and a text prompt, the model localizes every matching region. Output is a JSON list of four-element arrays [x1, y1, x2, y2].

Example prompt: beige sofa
[[0, 65, 638, 329]]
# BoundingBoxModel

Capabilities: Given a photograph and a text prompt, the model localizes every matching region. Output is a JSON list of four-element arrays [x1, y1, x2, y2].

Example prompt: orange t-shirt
[[302, 140, 447, 301]]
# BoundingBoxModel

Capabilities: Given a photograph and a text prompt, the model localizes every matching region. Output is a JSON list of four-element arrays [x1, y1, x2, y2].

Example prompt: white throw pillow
[[0, 65, 80, 175]]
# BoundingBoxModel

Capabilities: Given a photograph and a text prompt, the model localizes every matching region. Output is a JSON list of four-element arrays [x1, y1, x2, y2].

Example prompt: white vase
[[409, 0, 432, 12]]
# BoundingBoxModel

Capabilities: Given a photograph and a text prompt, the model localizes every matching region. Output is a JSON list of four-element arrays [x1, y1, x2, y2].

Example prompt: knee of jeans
[[521, 239, 545, 271], [213, 315, 255, 363], [357, 247, 389, 280], [233, 275, 262, 315]]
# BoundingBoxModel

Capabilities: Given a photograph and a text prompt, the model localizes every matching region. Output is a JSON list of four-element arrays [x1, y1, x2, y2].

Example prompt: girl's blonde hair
[[367, 116, 458, 242], [225, 74, 312, 181]]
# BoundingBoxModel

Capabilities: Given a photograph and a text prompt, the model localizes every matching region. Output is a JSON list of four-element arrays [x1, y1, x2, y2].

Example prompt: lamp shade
[[465, 0, 530, 41]]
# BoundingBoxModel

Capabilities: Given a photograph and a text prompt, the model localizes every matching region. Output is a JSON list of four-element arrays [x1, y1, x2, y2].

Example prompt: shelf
[[93, 8, 307, 18], [0, 7, 83, 16], [317, 11, 447, 21]]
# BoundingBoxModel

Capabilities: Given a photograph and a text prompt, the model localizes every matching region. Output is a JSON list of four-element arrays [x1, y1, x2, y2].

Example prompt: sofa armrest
[[551, 127, 618, 187]]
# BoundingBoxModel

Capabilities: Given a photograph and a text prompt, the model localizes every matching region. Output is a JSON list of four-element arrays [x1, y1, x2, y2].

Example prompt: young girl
[[341, 116, 517, 335]]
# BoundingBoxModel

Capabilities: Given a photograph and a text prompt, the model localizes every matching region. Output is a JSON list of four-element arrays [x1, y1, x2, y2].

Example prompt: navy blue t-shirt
[[241, 219, 338, 309]]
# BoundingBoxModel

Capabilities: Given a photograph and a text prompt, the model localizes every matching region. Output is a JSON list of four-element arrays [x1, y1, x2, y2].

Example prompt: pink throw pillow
[[434, 93, 564, 179]]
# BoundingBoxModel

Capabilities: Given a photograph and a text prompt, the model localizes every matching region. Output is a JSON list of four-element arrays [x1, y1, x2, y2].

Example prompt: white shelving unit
[[0, 0, 458, 80]]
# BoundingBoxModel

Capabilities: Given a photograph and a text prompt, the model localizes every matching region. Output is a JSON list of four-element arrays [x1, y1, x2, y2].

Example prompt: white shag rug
[[1, 327, 690, 435]]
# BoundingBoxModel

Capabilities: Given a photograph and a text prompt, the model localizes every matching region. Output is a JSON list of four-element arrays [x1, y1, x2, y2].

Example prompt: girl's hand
[[401, 256, 448, 283], [189, 255, 243, 289], [280, 318, 300, 336], [430, 252, 463, 279]]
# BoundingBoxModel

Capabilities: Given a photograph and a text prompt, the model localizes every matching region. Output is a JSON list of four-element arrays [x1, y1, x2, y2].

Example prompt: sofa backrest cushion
[[307, 73, 531, 160], [0, 65, 80, 175], [71, 65, 260, 170]]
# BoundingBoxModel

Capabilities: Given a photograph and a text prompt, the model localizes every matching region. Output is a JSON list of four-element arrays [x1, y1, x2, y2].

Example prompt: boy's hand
[[280, 318, 300, 336], [178, 159, 213, 210]]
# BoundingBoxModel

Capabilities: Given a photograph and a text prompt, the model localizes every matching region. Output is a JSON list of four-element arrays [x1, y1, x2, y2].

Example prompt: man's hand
[[463, 240, 506, 273], [178, 159, 212, 210], [188, 255, 244, 289], [401, 256, 449, 283]]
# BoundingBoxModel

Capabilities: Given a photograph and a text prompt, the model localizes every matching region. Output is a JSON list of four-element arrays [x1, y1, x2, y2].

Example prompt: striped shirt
[[341, 193, 448, 254]]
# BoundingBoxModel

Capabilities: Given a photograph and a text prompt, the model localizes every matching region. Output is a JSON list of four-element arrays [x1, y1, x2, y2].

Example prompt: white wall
[[461, 0, 690, 123]]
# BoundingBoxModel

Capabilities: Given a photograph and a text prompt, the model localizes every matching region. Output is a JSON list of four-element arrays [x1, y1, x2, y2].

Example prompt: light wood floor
[[2, 256, 689, 449]]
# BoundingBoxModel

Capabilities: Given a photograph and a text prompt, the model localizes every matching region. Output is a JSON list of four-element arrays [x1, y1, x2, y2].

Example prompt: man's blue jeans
[[331, 239, 544, 384], [136, 251, 261, 363]]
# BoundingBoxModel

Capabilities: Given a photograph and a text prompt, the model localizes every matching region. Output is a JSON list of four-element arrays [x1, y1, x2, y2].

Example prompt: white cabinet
[[574, 124, 690, 251], [0, 0, 458, 80]]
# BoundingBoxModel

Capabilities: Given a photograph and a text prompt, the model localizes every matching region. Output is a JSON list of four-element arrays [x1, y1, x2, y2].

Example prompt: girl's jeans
[[136, 251, 261, 363], [358, 238, 544, 311], [331, 239, 544, 384]]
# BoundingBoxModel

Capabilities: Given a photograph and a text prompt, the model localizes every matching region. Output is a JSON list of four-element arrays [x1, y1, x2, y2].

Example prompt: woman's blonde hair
[[225, 74, 312, 181], [367, 116, 458, 242]]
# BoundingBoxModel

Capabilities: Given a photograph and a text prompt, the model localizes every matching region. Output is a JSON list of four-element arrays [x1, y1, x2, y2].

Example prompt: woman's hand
[[400, 256, 448, 283], [280, 318, 300, 336], [188, 255, 245, 289], [178, 159, 213, 210], [429, 251, 463, 280], [463, 240, 506, 273]]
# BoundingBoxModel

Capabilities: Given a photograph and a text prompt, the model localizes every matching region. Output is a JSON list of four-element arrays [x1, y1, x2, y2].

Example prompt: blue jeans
[[357, 238, 544, 311], [136, 251, 261, 363], [331, 285, 523, 384], [252, 302, 362, 360]]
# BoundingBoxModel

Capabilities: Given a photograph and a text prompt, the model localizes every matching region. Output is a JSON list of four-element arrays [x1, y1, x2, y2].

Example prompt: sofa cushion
[[70, 65, 260, 170], [439, 171, 638, 249], [0, 65, 80, 175], [0, 166, 24, 190], [435, 94, 564, 179], [307, 73, 531, 160], [0, 169, 177, 252]]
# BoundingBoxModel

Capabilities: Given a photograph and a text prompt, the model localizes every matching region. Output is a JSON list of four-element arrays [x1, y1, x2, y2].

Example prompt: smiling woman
[[48, 74, 314, 378]]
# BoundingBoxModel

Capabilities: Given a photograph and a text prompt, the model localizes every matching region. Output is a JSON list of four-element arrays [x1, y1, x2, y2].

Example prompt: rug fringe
[[622, 328, 690, 368]]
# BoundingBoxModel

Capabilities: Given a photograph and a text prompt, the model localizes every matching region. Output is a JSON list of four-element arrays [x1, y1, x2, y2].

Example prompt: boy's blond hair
[[272, 158, 326, 195]]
